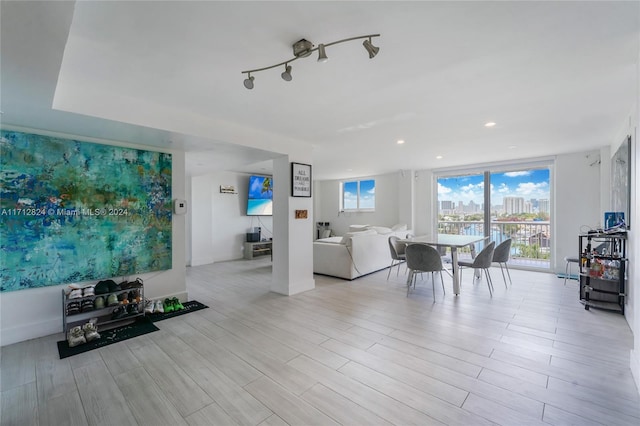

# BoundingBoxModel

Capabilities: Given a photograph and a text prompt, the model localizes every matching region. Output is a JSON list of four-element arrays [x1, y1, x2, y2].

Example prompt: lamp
[[281, 65, 292, 81], [243, 74, 254, 90], [317, 44, 328, 63], [363, 38, 379, 59], [241, 34, 380, 89]]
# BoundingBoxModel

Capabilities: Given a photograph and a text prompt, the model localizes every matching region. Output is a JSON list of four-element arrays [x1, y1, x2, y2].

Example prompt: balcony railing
[[438, 220, 551, 269]]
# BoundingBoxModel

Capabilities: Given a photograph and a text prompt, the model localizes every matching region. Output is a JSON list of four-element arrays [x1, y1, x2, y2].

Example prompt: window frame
[[340, 178, 376, 212]]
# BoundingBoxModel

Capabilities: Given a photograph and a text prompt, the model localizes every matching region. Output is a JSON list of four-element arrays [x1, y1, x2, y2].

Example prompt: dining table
[[399, 234, 489, 295]]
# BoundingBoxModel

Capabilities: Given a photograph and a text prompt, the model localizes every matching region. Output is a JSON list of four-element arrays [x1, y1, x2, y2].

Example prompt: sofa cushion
[[370, 226, 392, 234], [340, 229, 377, 245], [391, 223, 408, 232]]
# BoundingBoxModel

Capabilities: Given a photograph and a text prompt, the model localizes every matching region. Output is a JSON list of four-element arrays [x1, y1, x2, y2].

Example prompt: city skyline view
[[438, 169, 550, 214]]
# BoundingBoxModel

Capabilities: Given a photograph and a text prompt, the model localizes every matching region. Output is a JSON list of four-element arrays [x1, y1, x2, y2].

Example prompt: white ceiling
[[1, 1, 639, 180]]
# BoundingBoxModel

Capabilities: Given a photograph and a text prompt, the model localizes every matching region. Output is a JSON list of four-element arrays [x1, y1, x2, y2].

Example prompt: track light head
[[243, 74, 254, 89], [281, 65, 292, 81], [363, 38, 379, 58], [317, 44, 329, 63]]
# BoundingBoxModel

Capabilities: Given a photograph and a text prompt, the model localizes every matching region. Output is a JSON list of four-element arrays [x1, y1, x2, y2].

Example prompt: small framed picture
[[291, 162, 312, 197]]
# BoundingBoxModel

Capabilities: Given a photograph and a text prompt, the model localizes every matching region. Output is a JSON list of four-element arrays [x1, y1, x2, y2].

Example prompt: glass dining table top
[[400, 234, 487, 247]]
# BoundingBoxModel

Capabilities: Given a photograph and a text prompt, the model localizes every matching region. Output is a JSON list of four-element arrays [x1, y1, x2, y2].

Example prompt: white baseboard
[[0, 291, 189, 347], [631, 349, 640, 396], [0, 316, 63, 347]]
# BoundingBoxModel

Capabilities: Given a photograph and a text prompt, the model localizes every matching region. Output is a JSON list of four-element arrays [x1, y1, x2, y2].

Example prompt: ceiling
[[1, 1, 639, 180]]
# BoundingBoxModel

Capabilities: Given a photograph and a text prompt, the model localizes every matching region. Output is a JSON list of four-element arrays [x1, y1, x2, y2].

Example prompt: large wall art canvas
[[0, 130, 172, 292]]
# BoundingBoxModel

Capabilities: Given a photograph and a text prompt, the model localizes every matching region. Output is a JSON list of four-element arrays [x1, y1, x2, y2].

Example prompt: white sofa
[[313, 225, 411, 280]]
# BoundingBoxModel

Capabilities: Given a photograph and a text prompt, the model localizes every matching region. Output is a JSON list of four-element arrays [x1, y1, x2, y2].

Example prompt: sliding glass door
[[437, 164, 551, 270]]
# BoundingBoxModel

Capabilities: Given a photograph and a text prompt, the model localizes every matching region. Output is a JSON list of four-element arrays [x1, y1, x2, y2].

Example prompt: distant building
[[504, 196, 525, 214], [538, 199, 550, 214]]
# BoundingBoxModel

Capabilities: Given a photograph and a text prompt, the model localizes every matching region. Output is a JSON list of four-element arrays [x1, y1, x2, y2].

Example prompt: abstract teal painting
[[0, 130, 172, 292]]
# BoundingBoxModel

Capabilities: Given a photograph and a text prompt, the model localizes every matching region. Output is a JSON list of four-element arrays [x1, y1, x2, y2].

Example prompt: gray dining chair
[[492, 238, 512, 287], [405, 243, 447, 299], [458, 241, 496, 296], [387, 235, 406, 280]]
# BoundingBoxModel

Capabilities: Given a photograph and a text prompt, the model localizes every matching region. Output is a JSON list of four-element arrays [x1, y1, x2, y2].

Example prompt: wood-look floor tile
[[1, 382, 39, 426], [38, 390, 88, 426], [216, 334, 316, 396], [128, 340, 213, 417], [462, 393, 546, 425], [73, 360, 137, 426], [185, 401, 238, 426], [165, 348, 272, 425], [245, 376, 339, 426], [0, 340, 36, 392], [114, 366, 187, 426], [301, 383, 393, 426], [288, 355, 442, 425]]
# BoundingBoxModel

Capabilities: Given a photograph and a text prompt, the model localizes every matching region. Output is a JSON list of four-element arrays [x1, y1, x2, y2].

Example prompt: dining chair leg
[[406, 270, 413, 296], [484, 268, 493, 296], [430, 272, 436, 299], [504, 263, 512, 285], [387, 260, 394, 280], [499, 263, 508, 288], [439, 271, 445, 294]]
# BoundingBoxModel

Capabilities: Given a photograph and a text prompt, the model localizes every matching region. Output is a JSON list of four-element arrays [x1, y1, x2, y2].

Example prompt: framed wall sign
[[291, 162, 312, 197]]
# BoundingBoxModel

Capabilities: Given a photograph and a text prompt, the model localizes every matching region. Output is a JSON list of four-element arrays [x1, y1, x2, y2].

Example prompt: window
[[436, 163, 552, 270], [341, 179, 375, 211]]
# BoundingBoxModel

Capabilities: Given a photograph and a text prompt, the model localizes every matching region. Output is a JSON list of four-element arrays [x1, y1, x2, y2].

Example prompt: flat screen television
[[247, 175, 273, 216]]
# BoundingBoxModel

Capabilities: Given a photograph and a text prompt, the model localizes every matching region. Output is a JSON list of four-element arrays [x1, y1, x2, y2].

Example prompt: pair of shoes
[[154, 300, 164, 313], [121, 277, 144, 289], [67, 326, 86, 347], [144, 299, 155, 314], [107, 293, 119, 306], [82, 322, 100, 342], [127, 302, 139, 315], [111, 305, 128, 320], [94, 296, 105, 309], [163, 297, 184, 313]]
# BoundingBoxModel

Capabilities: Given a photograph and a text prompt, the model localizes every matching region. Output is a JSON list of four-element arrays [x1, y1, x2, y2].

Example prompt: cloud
[[516, 181, 549, 196], [504, 171, 531, 177], [438, 182, 452, 195]]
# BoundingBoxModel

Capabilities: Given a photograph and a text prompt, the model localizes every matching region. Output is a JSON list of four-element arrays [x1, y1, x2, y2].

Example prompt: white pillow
[[391, 223, 407, 232], [371, 226, 392, 235], [348, 224, 370, 232], [340, 229, 377, 244]]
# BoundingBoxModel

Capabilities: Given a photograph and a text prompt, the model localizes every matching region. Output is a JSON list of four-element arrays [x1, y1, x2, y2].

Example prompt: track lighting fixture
[[317, 44, 328, 63], [281, 65, 292, 81], [243, 74, 254, 90], [241, 34, 380, 89], [363, 38, 379, 59]]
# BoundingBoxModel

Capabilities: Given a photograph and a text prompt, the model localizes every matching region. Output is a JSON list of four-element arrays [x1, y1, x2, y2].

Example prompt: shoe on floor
[[144, 299, 155, 314], [82, 322, 100, 342], [164, 298, 174, 313], [154, 299, 164, 313], [68, 326, 86, 347], [171, 297, 184, 311]]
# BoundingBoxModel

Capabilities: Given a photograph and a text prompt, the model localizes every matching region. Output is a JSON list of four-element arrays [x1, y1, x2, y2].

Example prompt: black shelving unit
[[578, 233, 627, 314]]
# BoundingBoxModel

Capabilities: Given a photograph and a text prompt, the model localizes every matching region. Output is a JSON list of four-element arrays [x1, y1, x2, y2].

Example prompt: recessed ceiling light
[[347, 168, 353, 172], [436, 155, 443, 159], [484, 122, 496, 127], [508, 145, 517, 149], [396, 140, 405, 144]]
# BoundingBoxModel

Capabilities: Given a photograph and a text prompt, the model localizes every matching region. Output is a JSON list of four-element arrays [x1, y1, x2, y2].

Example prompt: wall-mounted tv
[[247, 175, 273, 216]]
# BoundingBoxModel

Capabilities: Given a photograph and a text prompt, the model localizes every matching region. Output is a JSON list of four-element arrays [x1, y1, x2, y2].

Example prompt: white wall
[[314, 172, 403, 236], [190, 171, 273, 264], [0, 129, 187, 346], [553, 150, 603, 272], [628, 28, 639, 388]]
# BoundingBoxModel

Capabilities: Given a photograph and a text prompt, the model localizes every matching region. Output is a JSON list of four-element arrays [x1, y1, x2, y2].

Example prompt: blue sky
[[344, 179, 375, 209], [438, 169, 550, 205]]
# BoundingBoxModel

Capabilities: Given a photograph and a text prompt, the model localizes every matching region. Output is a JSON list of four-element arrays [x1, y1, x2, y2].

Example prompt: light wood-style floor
[[2, 258, 639, 425]]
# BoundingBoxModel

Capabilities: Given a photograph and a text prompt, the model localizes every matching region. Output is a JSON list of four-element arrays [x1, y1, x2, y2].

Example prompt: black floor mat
[[57, 316, 159, 359], [146, 300, 208, 322]]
